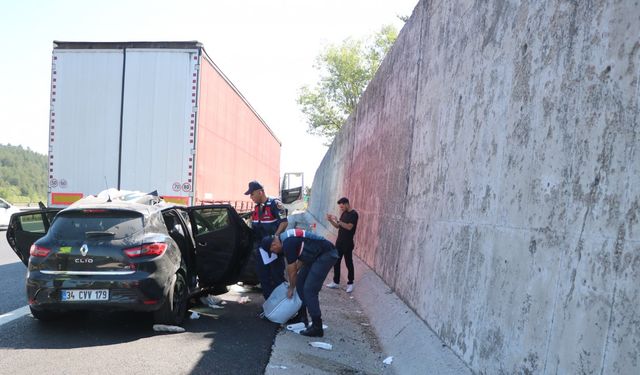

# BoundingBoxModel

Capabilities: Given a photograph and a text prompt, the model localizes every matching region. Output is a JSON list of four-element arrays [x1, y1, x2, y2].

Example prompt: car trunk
[[36, 209, 145, 273]]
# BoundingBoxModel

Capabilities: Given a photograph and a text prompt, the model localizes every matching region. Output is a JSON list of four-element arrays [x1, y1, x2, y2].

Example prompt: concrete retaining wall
[[308, 1, 640, 373]]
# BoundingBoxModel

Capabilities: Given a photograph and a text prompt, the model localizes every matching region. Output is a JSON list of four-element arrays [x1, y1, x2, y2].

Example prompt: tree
[[0, 144, 47, 203], [297, 25, 398, 143]]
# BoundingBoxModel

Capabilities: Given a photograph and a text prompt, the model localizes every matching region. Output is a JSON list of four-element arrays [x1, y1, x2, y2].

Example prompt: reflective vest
[[252, 197, 283, 241]]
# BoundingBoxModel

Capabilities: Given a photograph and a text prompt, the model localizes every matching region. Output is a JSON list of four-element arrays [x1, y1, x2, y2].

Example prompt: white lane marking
[[0, 306, 30, 327]]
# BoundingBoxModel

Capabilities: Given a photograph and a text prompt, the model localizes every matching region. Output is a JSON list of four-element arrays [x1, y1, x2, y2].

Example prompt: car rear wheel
[[29, 306, 60, 321], [154, 272, 188, 326]]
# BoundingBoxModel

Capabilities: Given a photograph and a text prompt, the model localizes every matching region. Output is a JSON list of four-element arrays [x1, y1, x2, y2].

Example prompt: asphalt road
[[0, 232, 279, 375]]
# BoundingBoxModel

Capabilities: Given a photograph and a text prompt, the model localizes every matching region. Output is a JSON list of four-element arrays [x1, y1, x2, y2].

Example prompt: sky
[[0, 0, 418, 187]]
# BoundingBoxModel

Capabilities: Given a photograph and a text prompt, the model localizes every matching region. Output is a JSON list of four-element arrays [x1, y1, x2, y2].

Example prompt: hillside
[[0, 144, 47, 204]]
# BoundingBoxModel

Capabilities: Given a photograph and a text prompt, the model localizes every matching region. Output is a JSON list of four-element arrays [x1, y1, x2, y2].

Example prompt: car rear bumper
[[26, 271, 172, 313]]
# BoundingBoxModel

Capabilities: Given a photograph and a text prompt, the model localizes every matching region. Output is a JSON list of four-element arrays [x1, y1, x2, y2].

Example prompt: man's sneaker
[[325, 282, 339, 289], [346, 284, 354, 293]]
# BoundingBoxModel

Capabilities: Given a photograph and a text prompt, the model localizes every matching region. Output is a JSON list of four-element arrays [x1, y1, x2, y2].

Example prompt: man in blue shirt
[[262, 229, 338, 337]]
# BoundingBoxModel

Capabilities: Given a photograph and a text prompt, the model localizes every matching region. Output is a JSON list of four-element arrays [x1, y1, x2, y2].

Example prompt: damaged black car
[[5, 191, 256, 326]]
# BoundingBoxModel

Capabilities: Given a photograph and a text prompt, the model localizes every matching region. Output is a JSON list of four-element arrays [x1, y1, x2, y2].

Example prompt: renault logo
[[80, 244, 89, 256]]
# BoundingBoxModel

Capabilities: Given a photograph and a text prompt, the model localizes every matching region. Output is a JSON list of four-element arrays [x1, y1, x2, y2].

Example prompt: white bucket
[[263, 282, 302, 324]]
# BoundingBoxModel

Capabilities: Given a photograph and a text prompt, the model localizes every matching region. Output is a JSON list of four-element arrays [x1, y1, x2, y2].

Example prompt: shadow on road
[[185, 293, 280, 375], [0, 310, 157, 349], [0, 289, 279, 375], [0, 261, 29, 314]]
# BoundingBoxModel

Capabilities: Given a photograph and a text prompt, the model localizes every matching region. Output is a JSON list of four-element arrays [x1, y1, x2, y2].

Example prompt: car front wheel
[[153, 272, 188, 326]]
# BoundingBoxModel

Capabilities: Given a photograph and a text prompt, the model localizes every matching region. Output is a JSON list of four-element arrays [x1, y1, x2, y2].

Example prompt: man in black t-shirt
[[325, 197, 358, 293]]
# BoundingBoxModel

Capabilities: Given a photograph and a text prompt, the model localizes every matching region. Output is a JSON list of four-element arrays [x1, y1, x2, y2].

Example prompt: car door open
[[6, 209, 60, 266], [187, 205, 253, 290]]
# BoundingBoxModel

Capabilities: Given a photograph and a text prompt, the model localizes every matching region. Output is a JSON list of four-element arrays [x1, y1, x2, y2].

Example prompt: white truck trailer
[[47, 41, 282, 209]]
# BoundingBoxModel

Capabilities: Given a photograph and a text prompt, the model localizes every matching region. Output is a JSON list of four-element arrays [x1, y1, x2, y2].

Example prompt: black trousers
[[332, 244, 354, 285]]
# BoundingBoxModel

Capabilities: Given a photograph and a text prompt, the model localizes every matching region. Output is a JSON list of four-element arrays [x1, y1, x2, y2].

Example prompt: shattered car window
[[50, 210, 144, 240]]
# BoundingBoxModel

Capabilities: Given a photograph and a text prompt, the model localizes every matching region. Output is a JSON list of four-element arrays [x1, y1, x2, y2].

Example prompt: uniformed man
[[262, 228, 339, 337], [245, 180, 288, 300]]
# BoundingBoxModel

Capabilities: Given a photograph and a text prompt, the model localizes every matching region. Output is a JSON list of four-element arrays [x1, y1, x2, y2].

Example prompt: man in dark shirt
[[262, 229, 338, 337], [325, 197, 358, 292]]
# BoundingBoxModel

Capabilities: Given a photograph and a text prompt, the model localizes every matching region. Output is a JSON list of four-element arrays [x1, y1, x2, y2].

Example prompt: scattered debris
[[286, 322, 307, 332], [229, 284, 251, 293], [286, 322, 328, 334], [199, 295, 225, 309], [153, 324, 185, 333], [309, 342, 333, 350], [188, 306, 220, 318], [190, 312, 200, 319], [355, 310, 363, 314], [360, 323, 370, 326], [238, 296, 251, 304], [383, 356, 393, 365]]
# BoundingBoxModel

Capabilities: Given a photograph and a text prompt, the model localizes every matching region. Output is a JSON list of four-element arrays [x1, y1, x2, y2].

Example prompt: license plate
[[60, 289, 109, 301]]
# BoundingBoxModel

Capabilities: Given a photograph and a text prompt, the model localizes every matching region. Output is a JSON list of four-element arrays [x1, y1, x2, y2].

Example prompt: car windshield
[[49, 209, 144, 241]]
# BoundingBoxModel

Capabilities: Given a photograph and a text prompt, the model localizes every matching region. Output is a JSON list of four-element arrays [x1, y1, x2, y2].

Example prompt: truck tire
[[154, 272, 188, 326]]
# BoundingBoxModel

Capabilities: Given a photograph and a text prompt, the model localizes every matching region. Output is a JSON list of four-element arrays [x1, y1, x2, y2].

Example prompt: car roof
[[61, 189, 181, 218]]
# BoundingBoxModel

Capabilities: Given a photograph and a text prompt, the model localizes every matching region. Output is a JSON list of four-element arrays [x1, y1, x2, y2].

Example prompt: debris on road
[[190, 312, 200, 319], [238, 296, 251, 304], [383, 356, 393, 365], [360, 323, 370, 326], [286, 322, 328, 334], [153, 324, 185, 333], [229, 284, 251, 293], [188, 306, 220, 318], [200, 295, 224, 308], [309, 342, 333, 350], [286, 322, 306, 332]]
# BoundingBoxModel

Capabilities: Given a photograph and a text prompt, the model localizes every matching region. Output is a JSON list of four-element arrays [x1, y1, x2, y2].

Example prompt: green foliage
[[0, 144, 47, 204], [297, 25, 398, 143]]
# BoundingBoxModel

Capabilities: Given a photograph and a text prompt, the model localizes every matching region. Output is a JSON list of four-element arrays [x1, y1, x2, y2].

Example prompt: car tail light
[[123, 243, 168, 258], [30, 245, 51, 257]]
